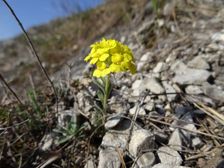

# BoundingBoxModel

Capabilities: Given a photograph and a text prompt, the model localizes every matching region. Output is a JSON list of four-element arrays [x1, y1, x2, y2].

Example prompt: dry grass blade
[[148, 118, 224, 140], [184, 95, 224, 125], [37, 155, 60, 168], [193, 101, 224, 125], [115, 147, 126, 168], [0, 73, 23, 105], [185, 150, 213, 161], [2, 0, 58, 112], [127, 94, 147, 146], [185, 144, 224, 161]]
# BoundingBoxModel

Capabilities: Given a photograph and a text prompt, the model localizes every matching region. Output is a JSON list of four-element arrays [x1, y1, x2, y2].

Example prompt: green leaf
[[97, 90, 104, 104], [93, 78, 105, 94]]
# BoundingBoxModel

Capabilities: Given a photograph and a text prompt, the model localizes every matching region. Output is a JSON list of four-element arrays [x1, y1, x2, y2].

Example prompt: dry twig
[[2, 0, 58, 112], [0, 73, 23, 105], [193, 101, 224, 125], [148, 117, 224, 140]]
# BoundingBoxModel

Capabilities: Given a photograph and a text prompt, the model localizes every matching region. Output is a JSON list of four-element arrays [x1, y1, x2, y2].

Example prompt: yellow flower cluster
[[84, 38, 136, 77]]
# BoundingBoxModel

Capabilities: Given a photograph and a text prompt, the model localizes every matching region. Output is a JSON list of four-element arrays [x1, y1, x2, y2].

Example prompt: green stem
[[103, 75, 111, 114]]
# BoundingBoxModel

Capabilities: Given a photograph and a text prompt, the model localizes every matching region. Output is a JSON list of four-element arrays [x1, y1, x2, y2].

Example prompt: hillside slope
[[0, 0, 145, 100]]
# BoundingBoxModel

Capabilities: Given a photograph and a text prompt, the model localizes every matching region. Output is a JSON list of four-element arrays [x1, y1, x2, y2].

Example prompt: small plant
[[24, 89, 48, 133], [84, 38, 136, 124], [27, 89, 41, 115], [151, 0, 164, 16], [54, 121, 84, 144]]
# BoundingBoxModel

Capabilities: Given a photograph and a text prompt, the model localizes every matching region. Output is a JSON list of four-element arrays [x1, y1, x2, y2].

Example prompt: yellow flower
[[84, 38, 136, 77]]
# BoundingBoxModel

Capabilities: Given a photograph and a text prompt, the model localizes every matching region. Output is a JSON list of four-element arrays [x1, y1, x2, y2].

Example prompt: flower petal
[[93, 69, 102, 77], [109, 63, 121, 72], [99, 53, 110, 61], [84, 54, 91, 62], [90, 57, 98, 64], [96, 61, 107, 70], [111, 54, 123, 63]]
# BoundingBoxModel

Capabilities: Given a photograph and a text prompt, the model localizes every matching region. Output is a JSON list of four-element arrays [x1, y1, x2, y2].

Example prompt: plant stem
[[103, 75, 110, 114]]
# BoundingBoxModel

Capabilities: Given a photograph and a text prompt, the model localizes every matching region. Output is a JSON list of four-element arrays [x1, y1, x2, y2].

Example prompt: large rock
[[173, 68, 211, 85], [171, 61, 211, 85], [202, 83, 224, 103], [187, 56, 210, 70]]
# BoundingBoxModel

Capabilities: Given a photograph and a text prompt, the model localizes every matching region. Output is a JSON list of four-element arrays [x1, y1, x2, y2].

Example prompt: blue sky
[[0, 0, 103, 40]]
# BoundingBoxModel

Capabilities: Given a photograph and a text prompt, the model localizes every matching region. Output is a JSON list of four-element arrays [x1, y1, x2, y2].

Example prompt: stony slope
[[0, 0, 144, 100], [52, 0, 224, 167]]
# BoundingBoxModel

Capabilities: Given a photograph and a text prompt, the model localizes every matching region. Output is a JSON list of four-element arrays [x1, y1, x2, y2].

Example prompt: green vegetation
[[54, 121, 84, 145], [151, 0, 165, 16]]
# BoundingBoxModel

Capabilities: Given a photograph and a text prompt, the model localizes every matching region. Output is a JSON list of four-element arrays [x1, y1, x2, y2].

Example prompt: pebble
[[143, 77, 165, 94], [137, 52, 153, 71], [168, 129, 182, 151], [129, 105, 146, 116], [137, 152, 155, 168], [162, 81, 177, 102], [132, 79, 144, 96], [153, 62, 169, 73], [185, 85, 203, 95], [157, 146, 183, 166], [129, 129, 155, 157], [84, 159, 95, 168], [144, 102, 154, 111], [101, 130, 129, 150], [212, 30, 224, 43], [105, 115, 123, 129], [39, 133, 54, 151], [192, 137, 203, 148], [98, 149, 121, 168], [170, 61, 188, 73], [152, 163, 189, 168]]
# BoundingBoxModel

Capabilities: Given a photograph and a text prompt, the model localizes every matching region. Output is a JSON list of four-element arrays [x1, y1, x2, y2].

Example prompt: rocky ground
[[1, 0, 224, 168]]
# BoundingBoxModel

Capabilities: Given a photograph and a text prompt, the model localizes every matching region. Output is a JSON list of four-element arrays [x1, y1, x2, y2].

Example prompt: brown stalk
[[0, 73, 23, 105], [148, 117, 224, 140], [2, 0, 58, 111]]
